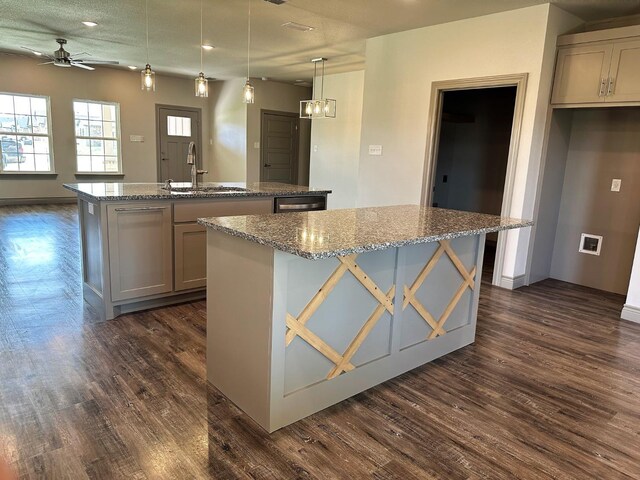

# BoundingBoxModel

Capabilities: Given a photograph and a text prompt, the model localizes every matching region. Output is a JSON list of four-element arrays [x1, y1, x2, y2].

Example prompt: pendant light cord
[[247, 0, 251, 80], [312, 61, 317, 100], [145, 0, 149, 64], [320, 59, 325, 100], [200, 0, 203, 72]]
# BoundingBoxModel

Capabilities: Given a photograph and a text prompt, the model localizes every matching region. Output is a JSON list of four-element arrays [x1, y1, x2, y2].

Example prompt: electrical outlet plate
[[611, 179, 621, 192], [129, 135, 144, 142], [368, 145, 383, 156]]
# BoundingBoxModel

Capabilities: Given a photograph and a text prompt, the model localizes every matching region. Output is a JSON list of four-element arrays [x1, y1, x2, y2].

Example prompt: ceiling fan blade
[[75, 60, 120, 65], [37, 61, 54, 65], [21, 46, 54, 59], [71, 62, 95, 71]]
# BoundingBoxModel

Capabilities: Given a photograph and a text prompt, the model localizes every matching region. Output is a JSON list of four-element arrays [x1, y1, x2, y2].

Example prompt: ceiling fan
[[21, 38, 119, 71]]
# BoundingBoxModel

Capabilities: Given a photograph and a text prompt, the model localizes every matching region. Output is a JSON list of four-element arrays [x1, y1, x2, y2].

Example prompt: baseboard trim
[[621, 304, 640, 324], [499, 274, 527, 290], [0, 197, 76, 206]]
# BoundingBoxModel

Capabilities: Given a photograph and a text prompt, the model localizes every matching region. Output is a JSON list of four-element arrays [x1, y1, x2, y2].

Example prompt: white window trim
[[0, 92, 55, 174], [73, 99, 123, 175]]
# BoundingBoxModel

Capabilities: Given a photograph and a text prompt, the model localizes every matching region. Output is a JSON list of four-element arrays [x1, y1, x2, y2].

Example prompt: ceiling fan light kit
[[300, 57, 336, 119]]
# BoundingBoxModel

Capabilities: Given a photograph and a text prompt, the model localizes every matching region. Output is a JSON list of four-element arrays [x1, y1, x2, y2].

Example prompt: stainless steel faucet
[[187, 141, 208, 189]]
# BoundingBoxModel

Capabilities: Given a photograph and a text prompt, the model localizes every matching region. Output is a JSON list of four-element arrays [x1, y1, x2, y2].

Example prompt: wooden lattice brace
[[285, 254, 396, 380], [403, 239, 476, 340]]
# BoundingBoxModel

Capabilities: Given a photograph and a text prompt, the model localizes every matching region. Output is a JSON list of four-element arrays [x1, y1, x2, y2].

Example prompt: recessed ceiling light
[[201, 44, 215, 50], [282, 21, 314, 32], [82, 21, 98, 27], [128, 65, 137, 70]]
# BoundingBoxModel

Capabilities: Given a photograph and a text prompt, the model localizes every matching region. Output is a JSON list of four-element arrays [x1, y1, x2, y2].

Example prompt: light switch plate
[[254, 142, 260, 149], [88, 203, 95, 215], [368, 145, 383, 156], [611, 179, 621, 192], [129, 135, 144, 142], [313, 145, 319, 152]]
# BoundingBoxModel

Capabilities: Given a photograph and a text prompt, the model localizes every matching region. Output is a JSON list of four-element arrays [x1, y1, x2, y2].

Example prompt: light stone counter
[[203, 205, 532, 432], [198, 205, 531, 259]]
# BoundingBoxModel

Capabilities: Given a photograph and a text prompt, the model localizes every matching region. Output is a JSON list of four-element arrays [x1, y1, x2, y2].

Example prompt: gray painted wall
[[550, 107, 640, 295], [529, 108, 573, 284]]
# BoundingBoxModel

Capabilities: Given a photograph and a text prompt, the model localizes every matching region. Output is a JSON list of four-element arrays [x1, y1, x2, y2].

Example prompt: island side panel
[[267, 234, 485, 432], [206, 230, 275, 428]]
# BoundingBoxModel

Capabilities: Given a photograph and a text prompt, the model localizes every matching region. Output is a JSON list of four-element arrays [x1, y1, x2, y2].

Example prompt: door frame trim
[[420, 73, 528, 287], [260, 109, 300, 184], [155, 104, 203, 182]]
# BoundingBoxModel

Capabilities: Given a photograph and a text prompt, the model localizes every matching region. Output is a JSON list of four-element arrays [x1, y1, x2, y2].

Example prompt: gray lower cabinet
[[107, 203, 173, 301], [174, 223, 207, 291]]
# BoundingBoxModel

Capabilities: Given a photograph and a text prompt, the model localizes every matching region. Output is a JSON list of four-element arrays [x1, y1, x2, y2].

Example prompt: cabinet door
[[174, 223, 207, 292], [551, 43, 613, 105], [607, 39, 640, 102], [107, 204, 173, 301]]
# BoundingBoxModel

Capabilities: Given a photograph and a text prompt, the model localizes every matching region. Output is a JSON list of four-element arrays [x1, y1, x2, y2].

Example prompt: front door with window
[[157, 106, 201, 182]]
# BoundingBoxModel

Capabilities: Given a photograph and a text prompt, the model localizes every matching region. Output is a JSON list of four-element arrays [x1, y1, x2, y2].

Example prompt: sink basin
[[162, 185, 248, 193]]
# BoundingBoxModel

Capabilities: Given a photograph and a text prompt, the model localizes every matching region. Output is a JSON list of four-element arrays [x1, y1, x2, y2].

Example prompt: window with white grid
[[73, 100, 122, 173], [0, 93, 54, 173]]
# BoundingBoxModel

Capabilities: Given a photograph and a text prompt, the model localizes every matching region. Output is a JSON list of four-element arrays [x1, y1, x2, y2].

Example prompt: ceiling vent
[[264, 0, 287, 4], [282, 21, 315, 32]]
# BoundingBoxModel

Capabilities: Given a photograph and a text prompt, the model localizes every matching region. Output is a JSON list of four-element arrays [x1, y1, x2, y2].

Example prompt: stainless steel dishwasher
[[274, 196, 327, 213]]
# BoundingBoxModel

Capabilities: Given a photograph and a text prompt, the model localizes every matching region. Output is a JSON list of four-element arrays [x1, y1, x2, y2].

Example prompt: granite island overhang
[[199, 205, 532, 432]]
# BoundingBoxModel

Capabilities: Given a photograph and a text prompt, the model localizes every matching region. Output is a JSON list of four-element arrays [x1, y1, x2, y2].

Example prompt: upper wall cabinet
[[551, 26, 640, 107]]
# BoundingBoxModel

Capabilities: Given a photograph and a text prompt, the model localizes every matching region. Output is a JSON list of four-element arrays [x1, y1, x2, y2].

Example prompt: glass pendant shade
[[141, 64, 155, 91], [243, 80, 255, 104], [195, 72, 208, 97], [299, 98, 336, 119]]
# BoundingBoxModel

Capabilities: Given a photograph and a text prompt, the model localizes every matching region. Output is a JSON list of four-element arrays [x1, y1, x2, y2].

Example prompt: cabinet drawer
[[173, 197, 274, 223]]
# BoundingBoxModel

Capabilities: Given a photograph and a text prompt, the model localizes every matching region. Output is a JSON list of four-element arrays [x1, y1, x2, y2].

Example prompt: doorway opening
[[156, 105, 202, 183], [422, 74, 527, 286], [260, 110, 300, 184]]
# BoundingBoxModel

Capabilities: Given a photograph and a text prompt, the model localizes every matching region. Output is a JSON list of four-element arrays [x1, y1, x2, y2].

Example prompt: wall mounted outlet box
[[129, 135, 144, 142], [368, 145, 383, 156], [611, 179, 621, 192], [579, 233, 603, 256]]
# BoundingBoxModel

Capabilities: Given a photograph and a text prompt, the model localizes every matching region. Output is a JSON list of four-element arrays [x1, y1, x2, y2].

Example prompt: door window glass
[[167, 116, 191, 137]]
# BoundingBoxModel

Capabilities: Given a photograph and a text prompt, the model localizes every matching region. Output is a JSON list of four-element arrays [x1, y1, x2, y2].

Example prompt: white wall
[[623, 229, 640, 323], [0, 54, 211, 200], [209, 78, 247, 181], [309, 70, 365, 209], [354, 4, 582, 284]]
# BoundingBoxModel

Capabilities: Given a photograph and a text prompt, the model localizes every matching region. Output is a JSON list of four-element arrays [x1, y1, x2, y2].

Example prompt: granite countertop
[[63, 182, 331, 201], [198, 205, 533, 260]]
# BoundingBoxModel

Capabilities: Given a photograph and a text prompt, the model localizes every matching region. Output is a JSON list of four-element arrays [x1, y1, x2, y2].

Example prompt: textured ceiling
[[1, 0, 639, 82]]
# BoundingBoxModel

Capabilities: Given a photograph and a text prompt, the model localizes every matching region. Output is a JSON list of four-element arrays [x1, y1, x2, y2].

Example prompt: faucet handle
[[164, 179, 173, 189], [196, 170, 208, 175]]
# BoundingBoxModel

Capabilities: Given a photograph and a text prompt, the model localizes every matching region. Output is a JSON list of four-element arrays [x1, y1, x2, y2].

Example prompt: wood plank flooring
[[1, 205, 639, 479]]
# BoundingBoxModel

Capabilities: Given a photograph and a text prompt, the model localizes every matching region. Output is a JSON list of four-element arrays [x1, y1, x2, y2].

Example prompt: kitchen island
[[199, 205, 532, 432], [64, 182, 330, 320]]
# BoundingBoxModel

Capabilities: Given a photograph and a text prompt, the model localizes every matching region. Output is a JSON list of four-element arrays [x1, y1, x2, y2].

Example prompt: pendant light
[[242, 0, 255, 104], [141, 0, 155, 91], [300, 58, 336, 119], [194, 0, 208, 97]]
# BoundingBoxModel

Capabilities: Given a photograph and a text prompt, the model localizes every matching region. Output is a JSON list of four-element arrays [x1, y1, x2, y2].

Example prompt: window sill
[[75, 172, 125, 177], [0, 172, 58, 177]]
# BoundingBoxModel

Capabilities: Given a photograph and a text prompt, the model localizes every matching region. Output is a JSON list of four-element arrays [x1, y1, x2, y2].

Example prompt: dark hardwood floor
[[1, 205, 639, 479]]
